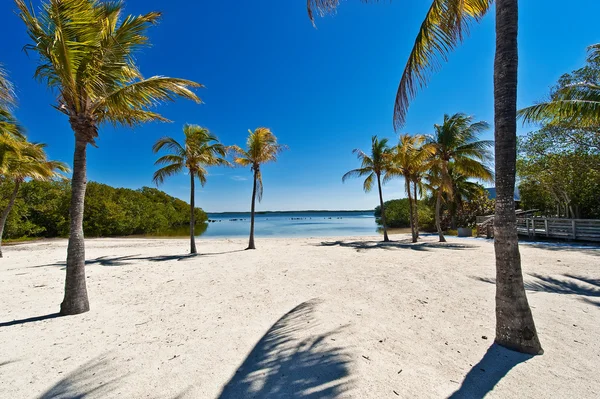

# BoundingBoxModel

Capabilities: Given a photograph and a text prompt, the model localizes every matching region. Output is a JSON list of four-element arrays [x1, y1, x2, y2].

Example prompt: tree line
[[0, 180, 208, 240]]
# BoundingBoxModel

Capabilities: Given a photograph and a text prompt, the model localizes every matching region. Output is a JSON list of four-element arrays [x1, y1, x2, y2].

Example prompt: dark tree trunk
[[61, 133, 90, 315], [435, 189, 446, 242], [0, 180, 21, 258], [494, 0, 543, 355], [377, 173, 390, 242], [406, 178, 416, 243], [190, 172, 197, 254], [413, 181, 420, 239], [247, 168, 257, 250]]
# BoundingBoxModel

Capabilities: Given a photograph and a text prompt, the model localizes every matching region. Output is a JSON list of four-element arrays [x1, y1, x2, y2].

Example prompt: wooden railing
[[516, 217, 600, 242]]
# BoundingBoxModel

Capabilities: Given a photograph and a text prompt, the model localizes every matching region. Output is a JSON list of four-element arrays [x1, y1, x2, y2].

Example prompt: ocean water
[[202, 211, 379, 238]]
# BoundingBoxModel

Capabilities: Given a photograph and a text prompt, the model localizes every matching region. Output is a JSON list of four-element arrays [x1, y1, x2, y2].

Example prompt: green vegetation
[[0, 180, 207, 240], [153, 125, 229, 254], [16, 0, 202, 315], [232, 128, 287, 250], [0, 140, 69, 256], [342, 136, 393, 242], [374, 199, 435, 230], [517, 52, 600, 219]]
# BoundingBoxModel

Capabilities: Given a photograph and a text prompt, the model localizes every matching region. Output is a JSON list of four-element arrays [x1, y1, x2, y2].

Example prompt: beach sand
[[0, 234, 598, 398]]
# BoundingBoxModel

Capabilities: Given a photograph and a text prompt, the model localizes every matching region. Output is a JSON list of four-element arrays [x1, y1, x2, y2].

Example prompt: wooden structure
[[476, 213, 600, 242]]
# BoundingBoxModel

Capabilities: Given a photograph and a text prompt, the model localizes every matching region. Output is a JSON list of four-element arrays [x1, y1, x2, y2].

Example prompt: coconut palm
[[387, 134, 430, 242], [231, 128, 287, 250], [0, 141, 69, 257], [153, 125, 229, 254], [343, 136, 393, 242], [427, 113, 493, 242], [519, 43, 600, 129], [16, 0, 202, 315], [307, 0, 544, 355]]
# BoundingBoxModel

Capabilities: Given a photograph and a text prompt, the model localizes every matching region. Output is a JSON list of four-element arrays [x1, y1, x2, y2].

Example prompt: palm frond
[[393, 0, 492, 129], [152, 163, 183, 186]]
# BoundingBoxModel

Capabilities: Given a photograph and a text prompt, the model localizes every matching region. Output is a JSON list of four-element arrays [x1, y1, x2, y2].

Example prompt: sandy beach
[[0, 234, 599, 398]]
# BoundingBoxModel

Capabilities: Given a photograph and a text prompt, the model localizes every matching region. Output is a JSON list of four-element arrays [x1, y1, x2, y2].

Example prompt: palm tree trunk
[[413, 181, 420, 239], [406, 178, 416, 243], [377, 173, 390, 242], [247, 168, 257, 250], [0, 180, 21, 258], [190, 173, 197, 254], [435, 189, 446, 242], [61, 134, 90, 315], [494, 0, 543, 355]]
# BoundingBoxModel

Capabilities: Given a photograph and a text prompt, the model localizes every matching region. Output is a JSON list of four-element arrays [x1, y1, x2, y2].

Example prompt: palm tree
[[448, 166, 486, 229], [153, 125, 229, 254], [343, 136, 392, 242], [17, 0, 202, 315], [519, 43, 600, 129], [425, 114, 493, 242], [231, 128, 287, 250], [387, 134, 429, 242], [306, 0, 544, 355], [0, 141, 69, 257]]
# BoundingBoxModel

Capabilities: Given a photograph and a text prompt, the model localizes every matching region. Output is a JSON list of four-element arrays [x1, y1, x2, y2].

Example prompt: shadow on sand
[[520, 241, 600, 256], [30, 249, 246, 268], [0, 312, 62, 328], [216, 299, 352, 399], [448, 344, 534, 399], [318, 239, 475, 252], [39, 353, 127, 399], [475, 273, 600, 307]]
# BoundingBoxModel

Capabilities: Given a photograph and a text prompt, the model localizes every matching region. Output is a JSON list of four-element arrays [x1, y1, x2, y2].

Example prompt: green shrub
[[374, 199, 435, 230]]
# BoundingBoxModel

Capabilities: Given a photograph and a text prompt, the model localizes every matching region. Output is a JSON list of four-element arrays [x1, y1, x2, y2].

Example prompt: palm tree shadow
[[318, 239, 475, 252], [39, 353, 127, 398], [0, 312, 61, 328], [30, 250, 245, 268], [216, 299, 353, 399], [447, 344, 534, 399]]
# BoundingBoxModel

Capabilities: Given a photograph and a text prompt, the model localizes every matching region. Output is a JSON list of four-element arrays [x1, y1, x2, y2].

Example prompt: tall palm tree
[[343, 136, 392, 242], [306, 0, 544, 355], [519, 43, 600, 129], [387, 134, 429, 242], [17, 0, 202, 315], [426, 113, 493, 242], [231, 128, 287, 250], [0, 140, 69, 257], [153, 125, 229, 254]]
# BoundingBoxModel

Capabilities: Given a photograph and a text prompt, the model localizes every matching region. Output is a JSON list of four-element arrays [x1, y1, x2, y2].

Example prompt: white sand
[[0, 234, 599, 398]]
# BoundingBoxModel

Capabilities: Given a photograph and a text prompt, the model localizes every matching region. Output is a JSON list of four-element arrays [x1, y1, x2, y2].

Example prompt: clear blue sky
[[1, 1, 599, 212]]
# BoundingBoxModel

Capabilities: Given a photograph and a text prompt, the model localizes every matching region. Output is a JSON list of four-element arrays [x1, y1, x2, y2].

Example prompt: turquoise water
[[203, 211, 378, 238]]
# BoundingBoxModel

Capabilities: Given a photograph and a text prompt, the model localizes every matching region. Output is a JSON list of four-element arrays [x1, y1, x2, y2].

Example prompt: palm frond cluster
[[344, 113, 493, 243]]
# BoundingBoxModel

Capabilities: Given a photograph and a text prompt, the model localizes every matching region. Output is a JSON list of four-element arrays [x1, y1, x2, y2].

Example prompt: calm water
[[201, 211, 378, 238]]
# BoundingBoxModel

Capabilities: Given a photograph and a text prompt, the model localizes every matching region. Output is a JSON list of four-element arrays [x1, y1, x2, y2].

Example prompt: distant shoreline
[[207, 210, 373, 215]]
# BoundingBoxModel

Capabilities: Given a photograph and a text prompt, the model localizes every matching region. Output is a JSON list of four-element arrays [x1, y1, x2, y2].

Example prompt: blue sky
[[2, 1, 599, 212]]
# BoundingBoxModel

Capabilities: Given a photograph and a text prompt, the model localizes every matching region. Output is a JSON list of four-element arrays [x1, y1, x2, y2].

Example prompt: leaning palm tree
[[307, 0, 544, 355], [427, 113, 493, 242], [16, 0, 202, 315], [153, 125, 229, 254], [519, 43, 600, 129], [0, 141, 69, 257], [343, 136, 392, 242], [231, 128, 287, 250], [387, 134, 429, 243]]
